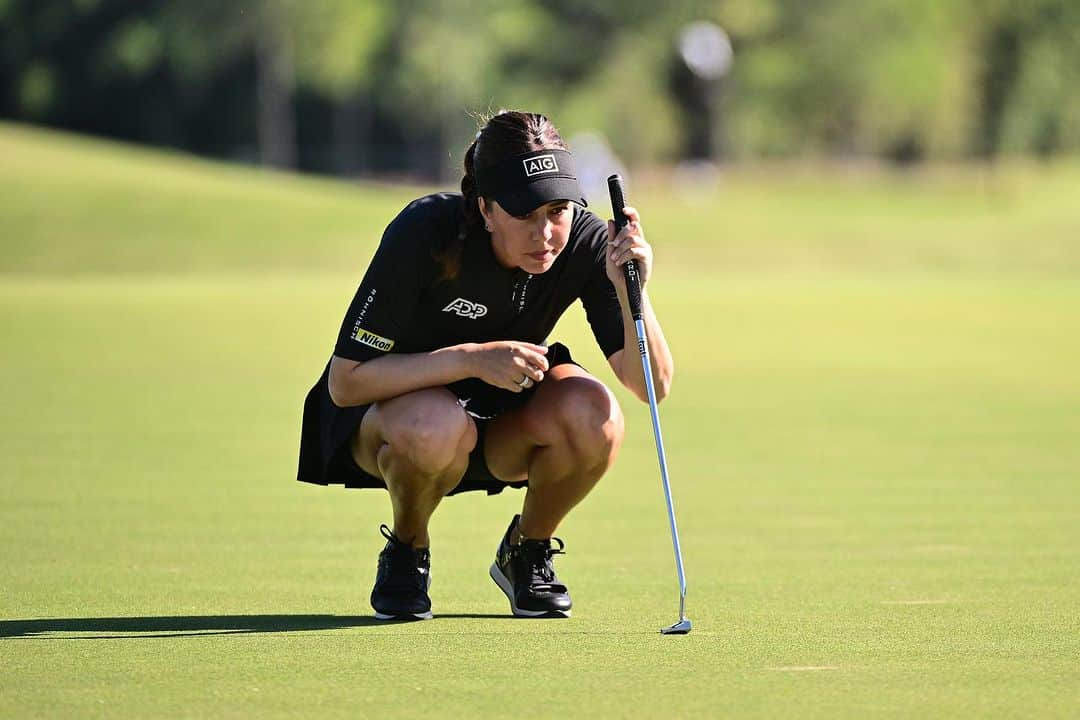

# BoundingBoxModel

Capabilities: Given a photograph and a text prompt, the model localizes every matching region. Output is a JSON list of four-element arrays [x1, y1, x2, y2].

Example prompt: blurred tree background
[[2, 0, 1077, 178]]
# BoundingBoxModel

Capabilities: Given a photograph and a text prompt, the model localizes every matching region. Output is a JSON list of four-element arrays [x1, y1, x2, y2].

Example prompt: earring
[[485, 224, 492, 232]]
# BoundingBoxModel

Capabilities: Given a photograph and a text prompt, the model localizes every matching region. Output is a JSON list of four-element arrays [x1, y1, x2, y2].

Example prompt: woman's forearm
[[616, 289, 674, 403], [328, 345, 475, 407]]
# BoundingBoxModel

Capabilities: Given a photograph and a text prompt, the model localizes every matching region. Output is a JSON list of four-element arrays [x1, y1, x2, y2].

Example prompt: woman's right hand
[[464, 341, 549, 392]]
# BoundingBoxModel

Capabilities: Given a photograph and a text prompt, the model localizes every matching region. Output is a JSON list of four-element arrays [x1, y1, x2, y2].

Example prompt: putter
[[608, 175, 692, 635]]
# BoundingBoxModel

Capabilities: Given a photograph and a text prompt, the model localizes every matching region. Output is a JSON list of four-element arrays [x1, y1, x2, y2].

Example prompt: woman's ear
[[478, 197, 493, 232]]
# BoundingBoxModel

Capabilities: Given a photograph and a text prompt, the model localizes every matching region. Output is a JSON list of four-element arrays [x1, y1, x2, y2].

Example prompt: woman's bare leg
[[483, 365, 625, 539], [350, 388, 476, 547]]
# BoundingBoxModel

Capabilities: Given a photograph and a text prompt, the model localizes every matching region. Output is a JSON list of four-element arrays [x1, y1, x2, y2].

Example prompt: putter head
[[660, 618, 692, 635]]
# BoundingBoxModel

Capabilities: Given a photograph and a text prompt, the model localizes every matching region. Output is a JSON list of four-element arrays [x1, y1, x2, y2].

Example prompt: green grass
[[2, 122, 1079, 718], [4, 121, 1080, 276]]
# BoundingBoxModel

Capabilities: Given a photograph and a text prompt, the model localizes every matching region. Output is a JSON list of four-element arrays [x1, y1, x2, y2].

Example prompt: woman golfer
[[297, 110, 673, 620]]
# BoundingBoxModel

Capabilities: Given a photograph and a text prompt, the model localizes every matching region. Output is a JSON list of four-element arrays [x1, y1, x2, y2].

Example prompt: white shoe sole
[[373, 610, 433, 621], [489, 563, 571, 618]]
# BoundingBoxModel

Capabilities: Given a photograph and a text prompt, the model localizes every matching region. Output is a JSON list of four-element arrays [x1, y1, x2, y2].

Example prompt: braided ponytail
[[459, 136, 485, 240]]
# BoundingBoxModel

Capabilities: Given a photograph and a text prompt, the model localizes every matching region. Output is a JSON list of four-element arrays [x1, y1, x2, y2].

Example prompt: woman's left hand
[[606, 206, 652, 293]]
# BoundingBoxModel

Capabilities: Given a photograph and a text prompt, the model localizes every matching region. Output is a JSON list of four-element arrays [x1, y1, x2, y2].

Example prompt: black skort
[[297, 342, 580, 495]]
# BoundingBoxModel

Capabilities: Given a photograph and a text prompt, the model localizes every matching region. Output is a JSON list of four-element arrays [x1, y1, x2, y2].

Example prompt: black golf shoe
[[489, 514, 572, 617], [370, 524, 432, 620]]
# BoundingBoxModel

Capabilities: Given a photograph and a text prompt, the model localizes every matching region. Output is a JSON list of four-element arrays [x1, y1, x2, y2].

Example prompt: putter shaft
[[609, 174, 690, 634], [634, 318, 690, 627]]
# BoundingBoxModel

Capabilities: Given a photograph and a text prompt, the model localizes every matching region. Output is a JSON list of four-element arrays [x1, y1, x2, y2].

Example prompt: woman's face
[[480, 197, 574, 274]]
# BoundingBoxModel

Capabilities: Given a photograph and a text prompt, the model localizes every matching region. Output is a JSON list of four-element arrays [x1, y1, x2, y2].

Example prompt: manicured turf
[[2, 123, 1078, 717]]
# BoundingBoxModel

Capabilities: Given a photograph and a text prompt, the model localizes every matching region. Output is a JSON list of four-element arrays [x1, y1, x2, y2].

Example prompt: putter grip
[[607, 174, 644, 321]]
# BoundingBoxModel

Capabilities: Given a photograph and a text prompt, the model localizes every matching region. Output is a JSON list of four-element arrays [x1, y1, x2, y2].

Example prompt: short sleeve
[[576, 212, 625, 359], [333, 204, 434, 362]]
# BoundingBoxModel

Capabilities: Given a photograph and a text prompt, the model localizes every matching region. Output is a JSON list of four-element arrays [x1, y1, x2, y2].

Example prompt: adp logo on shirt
[[522, 154, 558, 177], [443, 297, 488, 319]]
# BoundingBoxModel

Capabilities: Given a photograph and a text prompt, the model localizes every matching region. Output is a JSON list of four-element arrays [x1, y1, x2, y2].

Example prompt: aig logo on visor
[[522, 154, 558, 177]]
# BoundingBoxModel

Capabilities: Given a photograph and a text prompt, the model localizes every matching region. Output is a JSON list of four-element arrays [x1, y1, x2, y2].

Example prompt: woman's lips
[[528, 251, 551, 261]]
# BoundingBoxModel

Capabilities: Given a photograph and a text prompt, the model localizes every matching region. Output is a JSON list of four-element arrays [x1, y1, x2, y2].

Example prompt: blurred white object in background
[[673, 21, 734, 182], [568, 132, 628, 209], [673, 159, 723, 201], [678, 22, 733, 80]]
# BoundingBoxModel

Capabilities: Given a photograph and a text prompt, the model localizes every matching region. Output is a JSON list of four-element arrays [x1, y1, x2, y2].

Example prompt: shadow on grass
[[0, 613, 513, 639]]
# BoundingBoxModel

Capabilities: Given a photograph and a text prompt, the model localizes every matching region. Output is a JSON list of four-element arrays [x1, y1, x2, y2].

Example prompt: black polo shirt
[[298, 192, 624, 486], [333, 192, 622, 362]]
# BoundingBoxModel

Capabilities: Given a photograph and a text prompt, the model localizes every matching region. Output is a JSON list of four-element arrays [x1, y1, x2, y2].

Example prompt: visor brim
[[492, 176, 587, 217]]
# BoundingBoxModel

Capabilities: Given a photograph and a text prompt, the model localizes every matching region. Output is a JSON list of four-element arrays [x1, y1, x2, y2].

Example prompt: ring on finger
[[516, 374, 531, 388]]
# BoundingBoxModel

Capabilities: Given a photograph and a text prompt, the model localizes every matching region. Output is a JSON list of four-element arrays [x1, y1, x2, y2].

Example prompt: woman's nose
[[538, 218, 553, 241]]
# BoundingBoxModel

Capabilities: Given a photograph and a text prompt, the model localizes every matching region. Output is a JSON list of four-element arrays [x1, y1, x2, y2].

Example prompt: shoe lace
[[379, 524, 427, 592], [515, 537, 565, 588]]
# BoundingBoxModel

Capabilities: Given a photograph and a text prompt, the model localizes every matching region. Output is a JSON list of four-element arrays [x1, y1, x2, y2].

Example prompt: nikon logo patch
[[352, 327, 395, 352], [522, 154, 558, 177]]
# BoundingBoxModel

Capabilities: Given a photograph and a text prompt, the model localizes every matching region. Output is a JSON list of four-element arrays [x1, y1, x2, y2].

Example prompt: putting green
[[2, 123, 1078, 717]]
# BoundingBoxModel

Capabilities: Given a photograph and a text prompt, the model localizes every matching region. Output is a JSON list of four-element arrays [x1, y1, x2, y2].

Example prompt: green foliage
[[107, 19, 163, 78], [556, 32, 682, 162], [1, 0, 1079, 161], [290, 0, 389, 97], [709, 0, 1080, 159], [995, 0, 1080, 155], [16, 63, 54, 116], [720, 0, 968, 158]]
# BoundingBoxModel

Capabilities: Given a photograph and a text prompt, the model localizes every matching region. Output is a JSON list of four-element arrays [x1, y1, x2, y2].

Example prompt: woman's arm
[[328, 341, 551, 407], [603, 206, 674, 403], [607, 290, 673, 403]]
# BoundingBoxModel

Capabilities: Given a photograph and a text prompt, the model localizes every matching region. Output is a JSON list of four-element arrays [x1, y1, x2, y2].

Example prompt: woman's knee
[[380, 390, 477, 476], [548, 377, 625, 458]]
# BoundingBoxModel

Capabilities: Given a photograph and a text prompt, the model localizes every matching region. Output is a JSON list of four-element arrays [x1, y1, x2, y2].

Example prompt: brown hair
[[436, 110, 568, 280]]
